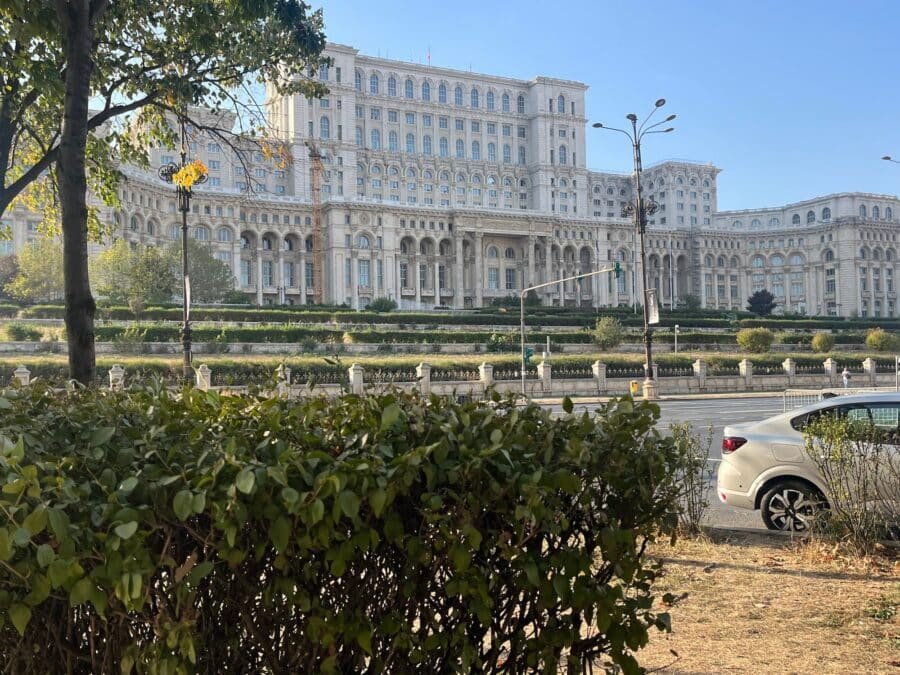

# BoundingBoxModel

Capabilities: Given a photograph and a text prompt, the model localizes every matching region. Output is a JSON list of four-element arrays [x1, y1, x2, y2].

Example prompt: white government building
[[2, 43, 898, 317]]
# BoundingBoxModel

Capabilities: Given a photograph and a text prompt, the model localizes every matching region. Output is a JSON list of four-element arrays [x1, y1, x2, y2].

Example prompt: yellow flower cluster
[[172, 160, 208, 190]]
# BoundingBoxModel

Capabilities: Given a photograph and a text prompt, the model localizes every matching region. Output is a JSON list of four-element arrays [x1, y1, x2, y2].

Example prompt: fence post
[[416, 362, 432, 396], [196, 364, 211, 392], [348, 363, 365, 395], [862, 357, 877, 387], [692, 358, 707, 390], [536, 361, 552, 393], [591, 360, 607, 393], [823, 357, 837, 387], [276, 364, 292, 397], [108, 364, 125, 391], [738, 358, 753, 389], [781, 357, 796, 386], [478, 362, 494, 391], [13, 365, 30, 386]]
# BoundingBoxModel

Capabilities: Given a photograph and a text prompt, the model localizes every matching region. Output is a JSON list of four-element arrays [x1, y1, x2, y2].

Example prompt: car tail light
[[721, 436, 747, 454]]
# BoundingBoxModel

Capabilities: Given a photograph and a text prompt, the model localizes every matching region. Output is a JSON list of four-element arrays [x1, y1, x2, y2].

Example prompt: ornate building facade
[[1, 43, 898, 317]]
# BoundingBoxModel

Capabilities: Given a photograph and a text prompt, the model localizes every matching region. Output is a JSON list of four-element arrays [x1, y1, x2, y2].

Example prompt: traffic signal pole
[[519, 265, 619, 397]]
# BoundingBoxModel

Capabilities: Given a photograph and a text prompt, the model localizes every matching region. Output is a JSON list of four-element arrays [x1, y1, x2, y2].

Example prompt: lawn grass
[[640, 531, 900, 674]]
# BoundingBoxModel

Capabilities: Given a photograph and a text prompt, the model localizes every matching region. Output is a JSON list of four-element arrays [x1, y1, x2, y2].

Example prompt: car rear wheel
[[760, 480, 824, 532]]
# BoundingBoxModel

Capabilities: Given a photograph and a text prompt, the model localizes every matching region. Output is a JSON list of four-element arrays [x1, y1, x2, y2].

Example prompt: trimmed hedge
[[0, 385, 683, 672], [0, 304, 18, 318]]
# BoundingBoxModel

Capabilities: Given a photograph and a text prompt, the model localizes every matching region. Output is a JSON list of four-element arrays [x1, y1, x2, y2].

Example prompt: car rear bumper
[[716, 459, 755, 510], [716, 485, 755, 510]]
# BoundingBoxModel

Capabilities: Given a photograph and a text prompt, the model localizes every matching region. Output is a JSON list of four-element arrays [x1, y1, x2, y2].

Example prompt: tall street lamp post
[[593, 99, 675, 400], [158, 114, 208, 382]]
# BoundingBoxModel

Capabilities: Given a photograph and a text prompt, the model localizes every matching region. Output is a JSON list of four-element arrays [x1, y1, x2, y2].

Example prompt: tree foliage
[[865, 327, 900, 352], [676, 293, 702, 313], [736, 327, 775, 353], [746, 289, 777, 317], [0, 255, 18, 301], [593, 316, 626, 350], [811, 331, 835, 353], [0, 386, 688, 673], [5, 238, 64, 303], [168, 239, 234, 304]]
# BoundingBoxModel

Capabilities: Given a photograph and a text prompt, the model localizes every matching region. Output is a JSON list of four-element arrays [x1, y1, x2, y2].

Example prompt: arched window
[[502, 93, 510, 112], [319, 116, 330, 140], [456, 139, 465, 159], [262, 235, 273, 250], [369, 73, 379, 94], [194, 226, 209, 241], [806, 210, 815, 223], [517, 95, 525, 114], [887, 249, 895, 261], [486, 91, 494, 110], [439, 137, 449, 157], [750, 218, 761, 229], [405, 133, 415, 153], [705, 255, 714, 267], [557, 94, 565, 113], [471, 174, 482, 184], [358, 235, 370, 249], [406, 167, 417, 178], [454, 86, 463, 106], [388, 76, 397, 97], [370, 129, 380, 150], [559, 145, 567, 165], [487, 246, 499, 258], [792, 214, 801, 225], [822, 206, 831, 220], [438, 83, 447, 103], [487, 142, 496, 162], [471, 141, 480, 160], [789, 254, 804, 266], [471, 88, 479, 108], [404, 78, 413, 99], [146, 221, 155, 235], [354, 70, 362, 91], [423, 135, 432, 155], [768, 217, 780, 227], [370, 165, 381, 174], [502, 144, 511, 164], [873, 205, 880, 219], [129, 215, 138, 230], [823, 249, 834, 262], [421, 82, 430, 101], [389, 131, 398, 152], [504, 247, 515, 259], [518, 146, 526, 164], [717, 255, 726, 267], [751, 255, 765, 268], [860, 204, 867, 218], [217, 227, 232, 242], [240, 235, 250, 249], [771, 254, 784, 266], [886, 207, 893, 220], [860, 248, 867, 259], [283, 238, 294, 251]]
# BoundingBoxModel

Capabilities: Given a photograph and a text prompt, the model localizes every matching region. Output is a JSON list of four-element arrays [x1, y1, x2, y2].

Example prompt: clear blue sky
[[315, 0, 900, 211]]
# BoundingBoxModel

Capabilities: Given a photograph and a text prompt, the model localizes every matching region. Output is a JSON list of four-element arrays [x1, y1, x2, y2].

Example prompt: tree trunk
[[57, 0, 96, 385]]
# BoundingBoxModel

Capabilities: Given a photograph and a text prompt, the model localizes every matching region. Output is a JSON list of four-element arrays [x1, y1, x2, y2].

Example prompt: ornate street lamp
[[158, 114, 208, 382], [593, 99, 675, 400]]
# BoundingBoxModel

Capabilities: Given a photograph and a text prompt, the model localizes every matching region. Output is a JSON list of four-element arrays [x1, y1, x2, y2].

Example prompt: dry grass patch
[[641, 531, 900, 674]]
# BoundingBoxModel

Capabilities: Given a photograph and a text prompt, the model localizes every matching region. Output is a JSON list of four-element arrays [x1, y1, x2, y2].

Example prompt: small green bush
[[865, 327, 900, 352], [366, 297, 397, 312], [736, 327, 775, 353], [0, 385, 686, 673], [593, 316, 626, 350], [4, 322, 42, 341], [811, 332, 835, 353]]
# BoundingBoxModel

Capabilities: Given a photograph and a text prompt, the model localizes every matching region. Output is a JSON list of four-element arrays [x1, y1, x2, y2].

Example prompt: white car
[[716, 392, 900, 531]]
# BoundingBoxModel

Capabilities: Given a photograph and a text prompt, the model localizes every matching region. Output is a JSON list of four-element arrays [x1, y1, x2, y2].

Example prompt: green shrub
[[736, 327, 775, 353], [487, 331, 517, 352], [0, 385, 686, 673], [366, 297, 397, 312], [0, 303, 18, 318], [593, 316, 626, 349], [203, 329, 230, 354], [4, 322, 42, 341], [865, 327, 900, 352], [811, 332, 835, 353]]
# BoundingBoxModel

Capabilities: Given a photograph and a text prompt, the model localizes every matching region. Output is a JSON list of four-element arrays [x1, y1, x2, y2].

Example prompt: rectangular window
[[370, 107, 381, 120], [400, 263, 409, 288], [405, 112, 416, 124], [419, 263, 427, 289], [209, 177, 221, 187], [376, 260, 383, 289], [240, 260, 252, 286], [358, 259, 370, 287], [355, 105, 363, 119], [487, 122, 496, 135], [262, 260, 273, 287], [284, 262, 295, 287], [345, 259, 351, 287], [471, 120, 480, 132], [505, 268, 517, 290], [439, 116, 448, 129], [305, 261, 314, 289], [423, 114, 432, 127], [517, 126, 526, 138], [388, 110, 398, 123], [455, 118, 464, 131], [488, 267, 499, 290]]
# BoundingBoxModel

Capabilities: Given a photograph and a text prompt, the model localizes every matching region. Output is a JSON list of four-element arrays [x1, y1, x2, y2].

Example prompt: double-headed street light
[[883, 155, 900, 165], [158, 114, 208, 383], [593, 98, 675, 400]]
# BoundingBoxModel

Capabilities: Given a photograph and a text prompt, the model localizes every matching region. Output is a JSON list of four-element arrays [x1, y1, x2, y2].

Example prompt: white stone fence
[[6, 356, 898, 398]]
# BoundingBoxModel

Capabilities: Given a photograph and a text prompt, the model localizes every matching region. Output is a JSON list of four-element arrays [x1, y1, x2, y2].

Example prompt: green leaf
[[36, 544, 55, 568], [69, 578, 93, 606], [269, 516, 291, 553], [369, 488, 387, 517], [173, 490, 193, 521], [114, 521, 138, 540], [185, 561, 214, 586], [47, 509, 70, 542], [0, 528, 10, 561], [281, 487, 300, 505], [235, 467, 255, 494], [9, 603, 31, 635], [523, 559, 539, 587], [338, 490, 361, 519], [91, 427, 116, 447], [119, 476, 138, 492], [23, 507, 47, 536], [380, 403, 401, 431], [356, 628, 372, 654], [191, 491, 206, 514], [309, 498, 325, 525], [24, 573, 50, 606], [562, 396, 574, 414]]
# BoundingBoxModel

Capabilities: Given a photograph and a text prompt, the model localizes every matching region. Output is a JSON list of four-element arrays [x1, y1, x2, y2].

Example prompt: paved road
[[542, 396, 786, 530]]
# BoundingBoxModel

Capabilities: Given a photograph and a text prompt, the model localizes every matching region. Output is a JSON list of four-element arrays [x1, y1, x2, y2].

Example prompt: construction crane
[[305, 139, 324, 305]]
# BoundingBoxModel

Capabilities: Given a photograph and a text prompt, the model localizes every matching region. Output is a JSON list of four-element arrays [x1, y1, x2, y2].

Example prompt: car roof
[[791, 391, 900, 417]]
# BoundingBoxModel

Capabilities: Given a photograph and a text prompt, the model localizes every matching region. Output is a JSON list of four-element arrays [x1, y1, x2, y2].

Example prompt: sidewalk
[[529, 390, 782, 406]]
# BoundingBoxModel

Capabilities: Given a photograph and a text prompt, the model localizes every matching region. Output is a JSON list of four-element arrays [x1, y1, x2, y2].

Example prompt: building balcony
[[400, 287, 415, 297], [440, 287, 454, 297], [357, 284, 371, 294], [420, 287, 436, 296]]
